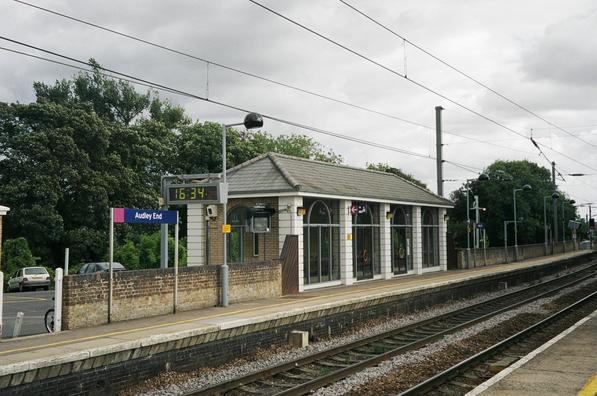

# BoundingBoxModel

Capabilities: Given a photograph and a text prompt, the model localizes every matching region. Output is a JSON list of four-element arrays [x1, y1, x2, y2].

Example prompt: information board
[[166, 183, 225, 205]]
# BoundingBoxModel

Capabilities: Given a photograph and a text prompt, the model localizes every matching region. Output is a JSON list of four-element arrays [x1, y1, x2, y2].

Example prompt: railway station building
[[186, 153, 453, 292]]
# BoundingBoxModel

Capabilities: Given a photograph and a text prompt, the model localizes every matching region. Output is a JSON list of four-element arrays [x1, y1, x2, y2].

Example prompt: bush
[[115, 240, 140, 269], [2, 237, 37, 275]]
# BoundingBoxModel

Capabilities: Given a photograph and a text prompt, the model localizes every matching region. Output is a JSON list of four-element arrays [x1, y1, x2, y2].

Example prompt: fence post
[[0, 271, 3, 337], [54, 268, 63, 332], [64, 248, 69, 275], [12, 312, 24, 338]]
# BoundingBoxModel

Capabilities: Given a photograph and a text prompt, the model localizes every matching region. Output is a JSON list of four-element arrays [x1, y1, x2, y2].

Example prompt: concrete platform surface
[[0, 251, 590, 380], [470, 308, 597, 396]]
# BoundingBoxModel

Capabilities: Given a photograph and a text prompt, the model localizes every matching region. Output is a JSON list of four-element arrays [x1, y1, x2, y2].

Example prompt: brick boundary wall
[[1, 253, 593, 395], [62, 261, 281, 329]]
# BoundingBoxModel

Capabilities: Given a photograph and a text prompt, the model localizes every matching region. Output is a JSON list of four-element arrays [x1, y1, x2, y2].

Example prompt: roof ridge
[[269, 152, 397, 177], [267, 153, 301, 190]]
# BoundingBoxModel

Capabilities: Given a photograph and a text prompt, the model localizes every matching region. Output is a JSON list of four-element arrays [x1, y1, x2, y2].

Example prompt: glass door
[[355, 227, 374, 280], [392, 227, 410, 274]]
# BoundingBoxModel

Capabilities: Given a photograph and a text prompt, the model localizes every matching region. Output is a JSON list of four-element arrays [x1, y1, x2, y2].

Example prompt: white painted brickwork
[[380, 203, 392, 280], [339, 200, 354, 286], [278, 196, 304, 291], [412, 206, 423, 275], [187, 204, 206, 266], [439, 207, 448, 271]]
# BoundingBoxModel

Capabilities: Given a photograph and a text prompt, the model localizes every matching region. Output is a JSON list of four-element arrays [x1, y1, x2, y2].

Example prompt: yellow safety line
[[3, 298, 48, 303], [578, 373, 597, 396], [0, 279, 420, 356]]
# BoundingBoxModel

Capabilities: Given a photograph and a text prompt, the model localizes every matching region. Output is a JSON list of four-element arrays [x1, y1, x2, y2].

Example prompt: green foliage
[[0, 61, 341, 267], [114, 240, 140, 269], [367, 163, 428, 189], [2, 237, 37, 275], [448, 160, 577, 247]]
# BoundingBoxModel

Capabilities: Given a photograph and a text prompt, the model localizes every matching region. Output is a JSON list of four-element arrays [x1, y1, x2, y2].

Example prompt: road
[[2, 290, 54, 338]]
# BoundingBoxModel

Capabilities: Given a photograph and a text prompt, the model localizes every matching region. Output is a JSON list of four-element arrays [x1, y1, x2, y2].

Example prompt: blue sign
[[113, 208, 178, 224]]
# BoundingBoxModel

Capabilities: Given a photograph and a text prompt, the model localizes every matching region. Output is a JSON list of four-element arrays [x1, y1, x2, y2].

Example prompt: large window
[[227, 206, 247, 263], [303, 199, 340, 285], [391, 205, 413, 274], [352, 202, 380, 280], [422, 207, 439, 268]]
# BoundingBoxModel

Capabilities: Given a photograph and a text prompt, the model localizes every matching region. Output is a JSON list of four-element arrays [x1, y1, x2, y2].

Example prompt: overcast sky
[[1, 0, 597, 218]]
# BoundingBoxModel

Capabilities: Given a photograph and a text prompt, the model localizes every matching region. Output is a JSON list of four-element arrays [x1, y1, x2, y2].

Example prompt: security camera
[[206, 205, 218, 219]]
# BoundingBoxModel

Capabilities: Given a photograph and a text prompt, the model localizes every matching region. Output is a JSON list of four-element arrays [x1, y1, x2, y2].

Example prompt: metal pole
[[12, 312, 23, 338], [543, 197, 548, 255], [483, 228, 487, 266], [466, 185, 471, 269], [221, 123, 229, 307], [64, 247, 69, 275], [504, 222, 508, 263], [435, 106, 444, 197], [561, 200, 566, 252], [552, 162, 558, 252], [160, 178, 169, 269], [109, 208, 114, 323], [54, 268, 62, 332], [590, 206, 593, 251], [513, 189, 518, 261], [174, 211, 179, 314]]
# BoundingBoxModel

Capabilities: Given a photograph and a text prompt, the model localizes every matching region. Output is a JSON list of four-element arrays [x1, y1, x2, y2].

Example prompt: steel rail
[[187, 263, 596, 396], [398, 288, 597, 395]]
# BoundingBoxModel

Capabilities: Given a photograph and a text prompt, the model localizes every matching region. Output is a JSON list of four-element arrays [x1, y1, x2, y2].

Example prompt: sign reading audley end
[[113, 208, 178, 225]]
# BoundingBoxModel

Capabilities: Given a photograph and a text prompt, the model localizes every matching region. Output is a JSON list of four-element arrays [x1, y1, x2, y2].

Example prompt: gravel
[[124, 268, 591, 396]]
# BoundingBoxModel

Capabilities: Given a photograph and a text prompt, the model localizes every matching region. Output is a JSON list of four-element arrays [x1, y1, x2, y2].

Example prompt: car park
[[7, 267, 51, 292], [78, 262, 126, 274]]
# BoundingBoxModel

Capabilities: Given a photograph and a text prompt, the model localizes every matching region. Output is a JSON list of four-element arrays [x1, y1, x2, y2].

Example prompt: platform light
[[297, 207, 306, 216], [386, 211, 394, 220]]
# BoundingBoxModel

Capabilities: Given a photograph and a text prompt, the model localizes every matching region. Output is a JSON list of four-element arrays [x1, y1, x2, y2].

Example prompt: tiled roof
[[227, 153, 453, 207]]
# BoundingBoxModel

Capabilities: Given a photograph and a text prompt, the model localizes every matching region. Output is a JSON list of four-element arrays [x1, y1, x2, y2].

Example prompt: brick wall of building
[[206, 197, 279, 265], [62, 261, 281, 329]]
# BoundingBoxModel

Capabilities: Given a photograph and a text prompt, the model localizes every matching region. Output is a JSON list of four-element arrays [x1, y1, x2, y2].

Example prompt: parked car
[[7, 267, 51, 292], [78, 262, 126, 274]]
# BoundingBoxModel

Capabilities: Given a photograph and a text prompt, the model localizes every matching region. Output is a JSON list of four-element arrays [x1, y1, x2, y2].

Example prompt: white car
[[7, 267, 51, 292]]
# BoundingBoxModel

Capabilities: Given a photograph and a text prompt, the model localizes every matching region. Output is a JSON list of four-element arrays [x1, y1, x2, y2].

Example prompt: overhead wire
[[338, 0, 597, 151], [0, 40, 438, 162], [247, 0, 597, 175], [8, 0, 552, 162]]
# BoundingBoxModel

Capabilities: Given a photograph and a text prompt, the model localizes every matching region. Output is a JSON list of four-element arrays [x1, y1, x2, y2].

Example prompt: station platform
[[0, 251, 593, 394], [470, 308, 597, 395]]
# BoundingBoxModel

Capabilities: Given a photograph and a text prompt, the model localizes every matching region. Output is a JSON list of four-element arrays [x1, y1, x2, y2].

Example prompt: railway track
[[188, 263, 597, 396], [400, 285, 597, 395]]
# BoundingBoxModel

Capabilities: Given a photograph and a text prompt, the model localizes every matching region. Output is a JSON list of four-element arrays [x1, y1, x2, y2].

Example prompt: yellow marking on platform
[[3, 297, 47, 303], [578, 373, 597, 396], [0, 278, 423, 356]]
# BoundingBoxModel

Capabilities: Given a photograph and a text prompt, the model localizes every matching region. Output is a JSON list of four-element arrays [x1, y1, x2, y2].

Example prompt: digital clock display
[[167, 183, 222, 204]]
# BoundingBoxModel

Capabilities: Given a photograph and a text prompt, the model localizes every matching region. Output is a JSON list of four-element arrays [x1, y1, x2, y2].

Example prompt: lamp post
[[503, 220, 516, 263], [513, 184, 532, 261], [561, 199, 575, 251], [465, 173, 489, 269], [220, 113, 263, 307], [543, 193, 559, 255]]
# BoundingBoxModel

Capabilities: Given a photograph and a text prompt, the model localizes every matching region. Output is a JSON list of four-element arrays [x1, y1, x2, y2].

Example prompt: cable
[[11, 0, 571, 162], [248, 0, 597, 173], [0, 40, 439, 162], [338, 0, 597, 151]]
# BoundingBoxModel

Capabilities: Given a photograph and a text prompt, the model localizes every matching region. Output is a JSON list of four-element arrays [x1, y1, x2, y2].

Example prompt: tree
[[2, 238, 37, 275], [448, 160, 577, 248], [114, 240, 140, 270], [366, 163, 428, 189]]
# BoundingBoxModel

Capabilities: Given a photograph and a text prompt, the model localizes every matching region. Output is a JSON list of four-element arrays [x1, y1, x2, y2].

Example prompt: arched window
[[303, 199, 340, 285], [391, 205, 413, 274], [421, 207, 439, 268], [352, 203, 381, 280]]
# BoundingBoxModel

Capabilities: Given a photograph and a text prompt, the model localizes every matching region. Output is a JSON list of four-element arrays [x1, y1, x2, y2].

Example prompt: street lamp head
[[522, 184, 532, 192], [478, 173, 490, 182], [570, 199, 576, 205], [552, 192, 560, 199], [244, 113, 263, 129]]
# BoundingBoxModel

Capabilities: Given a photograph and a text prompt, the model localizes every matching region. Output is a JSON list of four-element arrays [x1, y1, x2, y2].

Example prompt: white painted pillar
[[278, 196, 304, 291], [54, 268, 63, 332], [412, 206, 423, 274], [379, 203, 392, 279], [439, 208, 448, 271], [339, 200, 354, 286], [187, 204, 206, 266]]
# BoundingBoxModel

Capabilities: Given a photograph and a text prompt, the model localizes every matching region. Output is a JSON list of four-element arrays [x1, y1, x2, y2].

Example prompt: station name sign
[[113, 208, 178, 224], [166, 182, 226, 205]]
